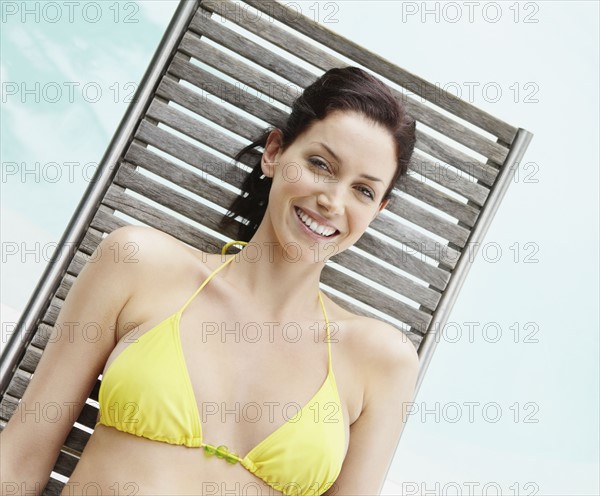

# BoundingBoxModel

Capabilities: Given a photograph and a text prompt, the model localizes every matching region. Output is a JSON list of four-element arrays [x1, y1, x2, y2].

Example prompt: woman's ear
[[261, 129, 283, 178]]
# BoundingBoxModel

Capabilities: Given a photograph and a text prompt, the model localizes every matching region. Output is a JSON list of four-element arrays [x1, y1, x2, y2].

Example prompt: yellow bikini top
[[96, 241, 346, 495]]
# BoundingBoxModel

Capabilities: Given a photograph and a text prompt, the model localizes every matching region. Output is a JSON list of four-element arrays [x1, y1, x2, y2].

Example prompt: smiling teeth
[[296, 207, 336, 237]]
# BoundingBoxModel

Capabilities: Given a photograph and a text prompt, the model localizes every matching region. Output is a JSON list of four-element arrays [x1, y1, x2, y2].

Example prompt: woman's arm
[[323, 322, 420, 495], [0, 226, 141, 495]]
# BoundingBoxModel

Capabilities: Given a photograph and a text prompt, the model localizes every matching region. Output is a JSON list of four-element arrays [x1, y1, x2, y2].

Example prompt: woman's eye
[[308, 158, 329, 172], [358, 186, 375, 200], [308, 157, 374, 200]]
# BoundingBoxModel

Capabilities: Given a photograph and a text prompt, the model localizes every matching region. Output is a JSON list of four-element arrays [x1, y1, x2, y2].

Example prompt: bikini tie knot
[[203, 443, 241, 464]]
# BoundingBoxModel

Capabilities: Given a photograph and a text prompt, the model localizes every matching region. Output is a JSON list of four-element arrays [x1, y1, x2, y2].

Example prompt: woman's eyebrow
[[310, 141, 383, 183]]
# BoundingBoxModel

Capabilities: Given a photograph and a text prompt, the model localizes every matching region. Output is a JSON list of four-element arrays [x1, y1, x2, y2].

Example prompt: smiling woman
[[246, 109, 400, 260], [105, 68, 414, 494], [220, 67, 416, 246], [0, 66, 419, 496]]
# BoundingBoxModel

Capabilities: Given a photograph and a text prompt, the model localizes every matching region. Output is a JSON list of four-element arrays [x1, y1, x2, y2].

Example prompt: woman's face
[[261, 109, 397, 262]]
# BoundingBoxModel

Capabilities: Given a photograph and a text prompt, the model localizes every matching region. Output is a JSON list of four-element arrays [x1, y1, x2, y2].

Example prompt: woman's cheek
[[277, 160, 304, 185], [278, 163, 317, 194]]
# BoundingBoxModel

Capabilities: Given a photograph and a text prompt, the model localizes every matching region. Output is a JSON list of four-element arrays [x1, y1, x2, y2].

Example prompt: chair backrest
[[0, 0, 533, 492]]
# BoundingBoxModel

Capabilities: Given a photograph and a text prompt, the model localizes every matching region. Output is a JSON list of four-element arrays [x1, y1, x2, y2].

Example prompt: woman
[[1, 67, 419, 495]]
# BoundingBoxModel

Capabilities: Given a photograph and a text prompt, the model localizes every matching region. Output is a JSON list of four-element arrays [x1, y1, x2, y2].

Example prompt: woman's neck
[[221, 223, 329, 321]]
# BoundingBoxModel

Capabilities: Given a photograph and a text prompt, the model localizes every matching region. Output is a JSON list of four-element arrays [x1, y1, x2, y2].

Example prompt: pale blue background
[[1, 1, 598, 494]]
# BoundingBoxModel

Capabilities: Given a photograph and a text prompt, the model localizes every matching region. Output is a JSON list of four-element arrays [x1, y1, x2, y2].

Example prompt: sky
[[1, 1, 598, 494]]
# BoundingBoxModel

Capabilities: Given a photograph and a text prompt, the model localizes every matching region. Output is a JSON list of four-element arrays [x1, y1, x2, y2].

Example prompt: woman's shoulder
[[352, 315, 419, 404], [101, 226, 212, 307], [103, 225, 206, 272], [352, 315, 416, 362], [325, 298, 418, 376], [323, 299, 418, 421], [324, 295, 416, 356], [103, 226, 214, 338]]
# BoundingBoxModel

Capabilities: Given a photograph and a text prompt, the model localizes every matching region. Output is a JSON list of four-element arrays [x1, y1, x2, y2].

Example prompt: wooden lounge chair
[[0, 0, 533, 493]]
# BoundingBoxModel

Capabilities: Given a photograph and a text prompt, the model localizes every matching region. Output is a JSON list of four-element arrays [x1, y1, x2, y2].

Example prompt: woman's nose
[[317, 189, 345, 216]]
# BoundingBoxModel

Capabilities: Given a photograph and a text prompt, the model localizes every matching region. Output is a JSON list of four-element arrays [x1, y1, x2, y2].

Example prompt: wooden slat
[[63, 424, 91, 454], [180, 33, 299, 107], [385, 192, 471, 249], [199, 0, 511, 164], [114, 160, 236, 237], [104, 180, 230, 253], [90, 205, 131, 235], [42, 295, 64, 327], [6, 369, 31, 399], [0, 393, 19, 422], [410, 150, 490, 206], [332, 249, 441, 312], [321, 267, 432, 331], [397, 94, 509, 166], [322, 288, 423, 347], [53, 450, 79, 477], [15, 344, 43, 375], [157, 76, 263, 142], [370, 214, 460, 269], [31, 323, 54, 350], [43, 477, 65, 495], [132, 122, 249, 196], [54, 274, 75, 300], [77, 403, 99, 430], [203, 0, 344, 74], [80, 229, 104, 256], [416, 130, 500, 187], [356, 231, 450, 291], [146, 99, 250, 167], [168, 53, 288, 125], [89, 380, 101, 403], [64, 250, 89, 279], [239, 0, 518, 144], [190, 8, 315, 88], [401, 175, 480, 227]]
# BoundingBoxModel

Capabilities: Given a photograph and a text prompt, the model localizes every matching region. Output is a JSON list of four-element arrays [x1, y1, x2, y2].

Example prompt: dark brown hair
[[219, 66, 416, 242]]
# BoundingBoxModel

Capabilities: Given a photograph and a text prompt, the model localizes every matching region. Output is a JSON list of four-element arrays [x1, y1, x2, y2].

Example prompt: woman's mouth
[[294, 206, 339, 239]]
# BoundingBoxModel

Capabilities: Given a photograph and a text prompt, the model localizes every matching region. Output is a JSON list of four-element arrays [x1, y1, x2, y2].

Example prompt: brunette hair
[[219, 66, 416, 242]]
